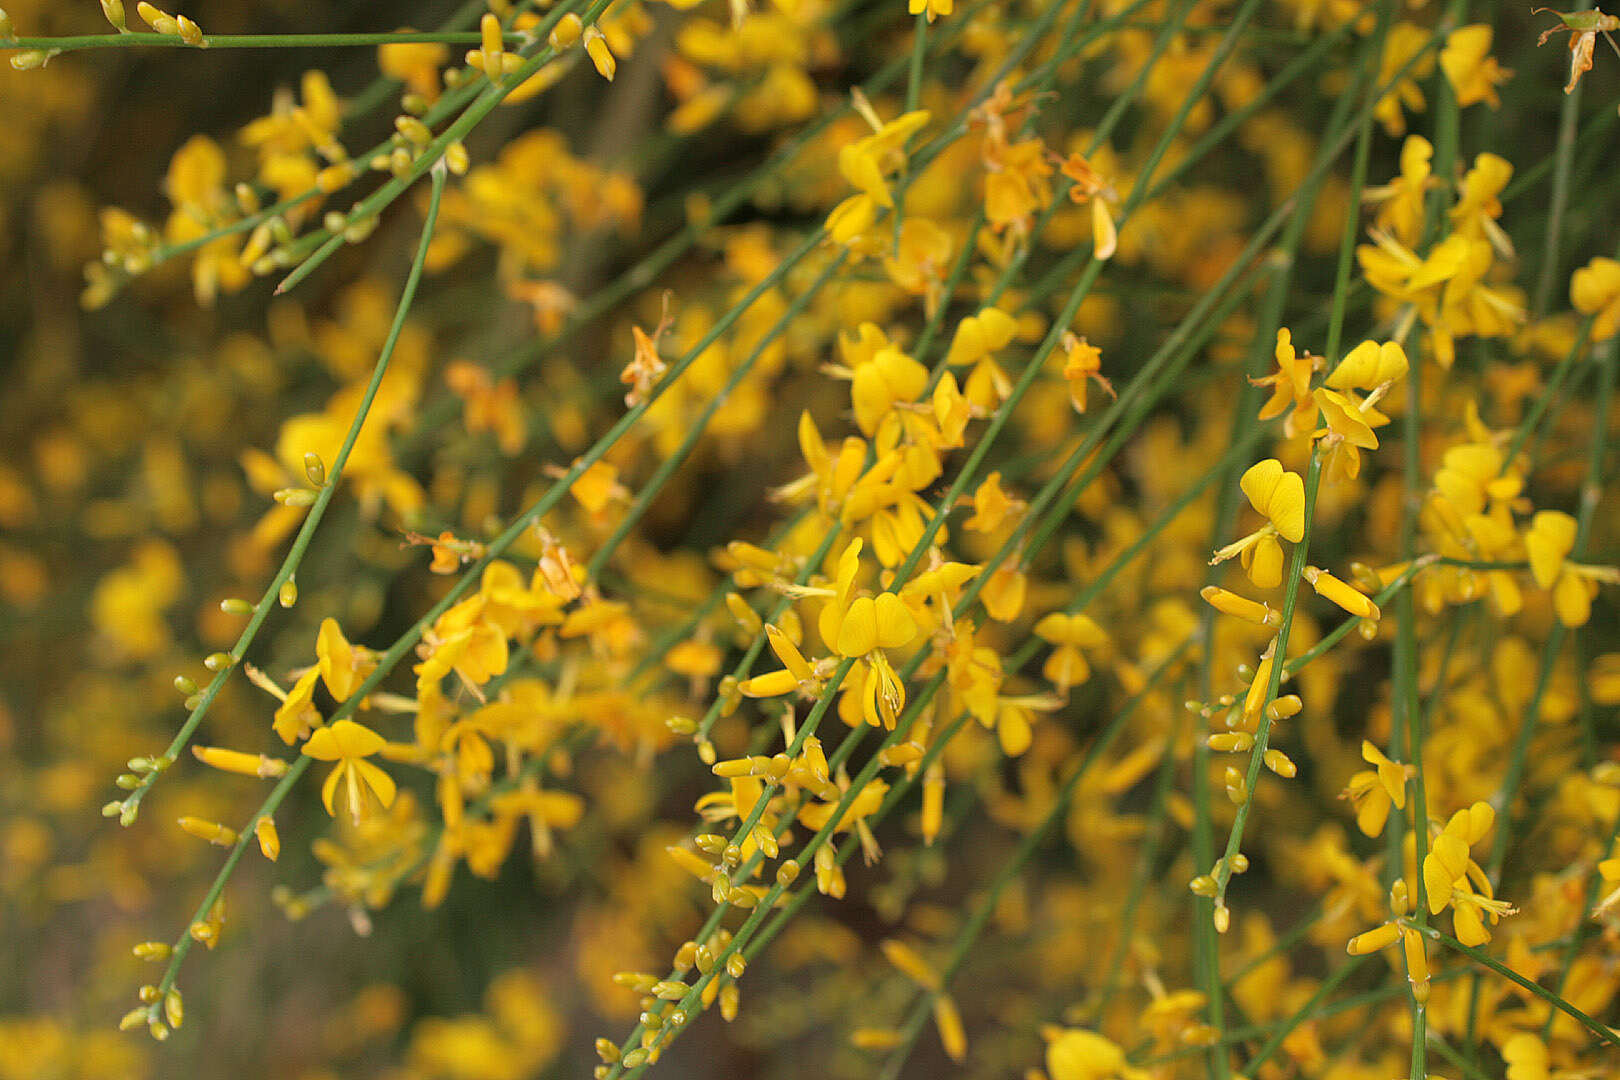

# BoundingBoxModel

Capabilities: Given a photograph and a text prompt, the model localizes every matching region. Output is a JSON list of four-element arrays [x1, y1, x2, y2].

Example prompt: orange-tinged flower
[[1055, 150, 1119, 260], [1536, 6, 1620, 93], [1060, 333, 1112, 413]]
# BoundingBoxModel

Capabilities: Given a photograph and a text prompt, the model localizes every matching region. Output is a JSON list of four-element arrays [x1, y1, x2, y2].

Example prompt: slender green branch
[[1533, 79, 1581, 319], [1426, 927, 1620, 1046], [115, 164, 450, 825], [141, 163, 448, 1020]]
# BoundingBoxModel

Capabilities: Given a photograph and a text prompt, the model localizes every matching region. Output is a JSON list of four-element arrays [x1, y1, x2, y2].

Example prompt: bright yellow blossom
[[301, 719, 398, 824]]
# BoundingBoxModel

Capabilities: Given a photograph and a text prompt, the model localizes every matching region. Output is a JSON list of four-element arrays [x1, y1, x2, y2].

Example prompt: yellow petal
[[1454, 900, 1490, 946], [320, 762, 343, 817], [352, 757, 397, 810], [872, 592, 917, 650], [316, 617, 357, 701], [836, 595, 878, 657]]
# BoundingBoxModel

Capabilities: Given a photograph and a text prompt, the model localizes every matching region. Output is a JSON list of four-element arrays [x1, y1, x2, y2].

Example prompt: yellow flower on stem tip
[[907, 0, 952, 24], [1251, 328, 1316, 437], [1342, 740, 1412, 837], [301, 719, 397, 824], [1210, 458, 1303, 588], [1536, 7, 1620, 94]]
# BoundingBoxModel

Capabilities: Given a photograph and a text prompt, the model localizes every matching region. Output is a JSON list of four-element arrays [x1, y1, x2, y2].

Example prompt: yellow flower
[[274, 668, 322, 746], [1060, 333, 1113, 413], [1033, 611, 1107, 693], [1238, 458, 1306, 544], [377, 32, 449, 103], [1209, 458, 1306, 588], [1342, 740, 1411, 837], [1422, 802, 1516, 944], [583, 27, 616, 81], [1372, 23, 1436, 137], [301, 719, 398, 823], [1251, 328, 1315, 437], [1345, 919, 1431, 1003], [1523, 509, 1618, 627], [1302, 566, 1380, 621], [1441, 25, 1512, 108], [1313, 387, 1383, 481], [823, 105, 931, 250], [1045, 1028, 1149, 1080], [963, 471, 1022, 533], [907, 0, 952, 24], [316, 618, 377, 703], [1500, 1032, 1550, 1080], [1325, 340, 1409, 392], [882, 217, 953, 313], [1055, 150, 1119, 260], [944, 306, 1018, 369], [1571, 256, 1620, 340], [1363, 135, 1432, 249], [1451, 152, 1514, 257], [848, 344, 928, 437]]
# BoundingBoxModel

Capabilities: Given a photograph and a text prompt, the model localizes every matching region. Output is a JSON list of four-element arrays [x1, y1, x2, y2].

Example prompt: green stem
[[142, 163, 448, 1016], [1532, 78, 1581, 319], [1426, 927, 1620, 1046], [116, 164, 450, 825]]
